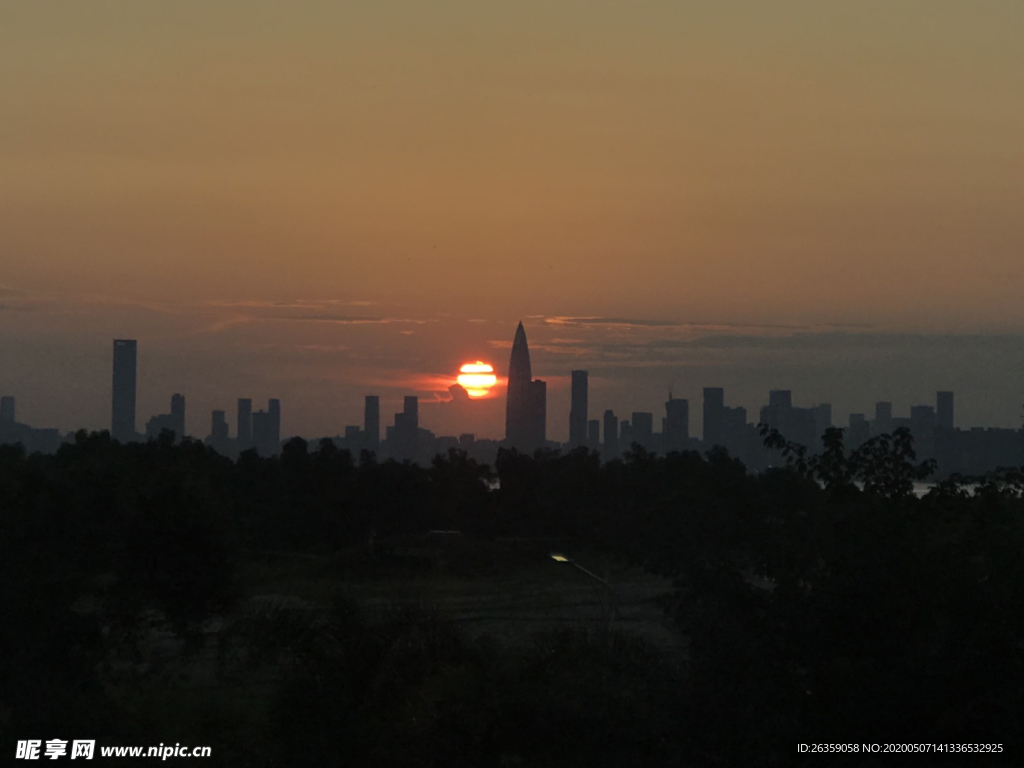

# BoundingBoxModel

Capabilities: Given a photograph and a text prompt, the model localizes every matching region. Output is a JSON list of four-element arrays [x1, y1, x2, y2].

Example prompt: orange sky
[[2, 2, 1023, 439]]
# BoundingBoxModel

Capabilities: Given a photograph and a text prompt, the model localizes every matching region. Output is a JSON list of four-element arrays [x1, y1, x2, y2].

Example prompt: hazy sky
[[2, 1, 1023, 440]]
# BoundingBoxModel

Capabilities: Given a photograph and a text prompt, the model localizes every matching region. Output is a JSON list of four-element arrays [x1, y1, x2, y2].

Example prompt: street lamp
[[549, 552, 621, 626]]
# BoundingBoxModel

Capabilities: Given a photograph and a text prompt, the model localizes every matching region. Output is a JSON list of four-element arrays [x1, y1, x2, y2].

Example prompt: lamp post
[[550, 552, 622, 705], [550, 553, 620, 631]]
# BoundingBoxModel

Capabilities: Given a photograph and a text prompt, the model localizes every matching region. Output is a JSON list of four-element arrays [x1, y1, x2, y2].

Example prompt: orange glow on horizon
[[457, 362, 497, 398]]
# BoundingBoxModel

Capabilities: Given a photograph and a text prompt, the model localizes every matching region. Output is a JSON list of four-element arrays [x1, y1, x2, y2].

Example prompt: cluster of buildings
[[108, 339, 282, 457], [1, 327, 1022, 476], [0, 395, 63, 454]]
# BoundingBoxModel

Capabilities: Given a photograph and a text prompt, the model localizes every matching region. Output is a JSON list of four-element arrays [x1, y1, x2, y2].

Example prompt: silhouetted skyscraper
[[769, 390, 792, 409], [603, 410, 619, 459], [392, 396, 420, 460], [937, 391, 954, 431], [237, 398, 253, 449], [531, 379, 547, 446], [664, 397, 689, 452], [569, 370, 588, 447], [404, 396, 418, 430], [815, 403, 832, 439], [588, 419, 600, 450], [211, 410, 228, 440], [874, 401, 893, 436], [145, 394, 185, 443], [111, 339, 137, 442], [934, 391, 956, 472], [631, 412, 653, 450], [269, 399, 281, 443], [848, 413, 870, 449], [0, 396, 14, 424], [171, 393, 185, 441], [910, 404, 936, 459], [505, 322, 545, 452], [364, 395, 380, 446], [252, 399, 281, 456], [703, 387, 724, 447]]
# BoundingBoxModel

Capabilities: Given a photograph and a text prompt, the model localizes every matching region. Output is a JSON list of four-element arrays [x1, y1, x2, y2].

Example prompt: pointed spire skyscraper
[[505, 322, 546, 451]]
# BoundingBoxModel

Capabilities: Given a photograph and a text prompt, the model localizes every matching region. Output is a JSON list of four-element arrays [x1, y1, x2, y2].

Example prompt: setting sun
[[457, 362, 497, 398]]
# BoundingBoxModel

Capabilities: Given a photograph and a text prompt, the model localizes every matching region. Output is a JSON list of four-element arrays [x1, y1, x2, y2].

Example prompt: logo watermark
[[16, 741, 212, 760]]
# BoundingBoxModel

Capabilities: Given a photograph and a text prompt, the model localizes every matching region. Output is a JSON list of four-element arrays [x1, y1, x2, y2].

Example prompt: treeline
[[1, 428, 1023, 764]]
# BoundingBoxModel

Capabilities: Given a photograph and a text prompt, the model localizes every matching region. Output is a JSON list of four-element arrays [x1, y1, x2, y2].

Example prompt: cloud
[[448, 383, 470, 403], [199, 315, 253, 334], [204, 299, 377, 309], [271, 314, 430, 325], [544, 316, 693, 329], [541, 316, 870, 333]]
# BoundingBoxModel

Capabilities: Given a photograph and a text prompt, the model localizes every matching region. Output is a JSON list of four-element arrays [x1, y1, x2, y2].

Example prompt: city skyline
[[3, 2, 1024, 444], [3, 323, 1024, 444], [2, 326, 1022, 455]]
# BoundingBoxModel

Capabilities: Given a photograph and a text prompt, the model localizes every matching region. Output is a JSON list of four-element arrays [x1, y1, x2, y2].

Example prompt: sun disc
[[457, 362, 496, 398]]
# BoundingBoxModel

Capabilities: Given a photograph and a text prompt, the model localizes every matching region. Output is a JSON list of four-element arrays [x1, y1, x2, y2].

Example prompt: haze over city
[[3, 1, 1024, 440], [8, 3, 1024, 763]]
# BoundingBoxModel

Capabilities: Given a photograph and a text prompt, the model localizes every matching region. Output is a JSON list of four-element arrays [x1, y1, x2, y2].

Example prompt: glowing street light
[[549, 552, 621, 626]]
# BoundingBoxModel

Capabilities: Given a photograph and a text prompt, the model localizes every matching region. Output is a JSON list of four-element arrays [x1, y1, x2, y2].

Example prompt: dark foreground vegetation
[[2, 427, 1023, 765]]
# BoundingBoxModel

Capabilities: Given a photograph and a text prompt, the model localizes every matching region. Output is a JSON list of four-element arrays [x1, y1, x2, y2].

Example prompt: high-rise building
[[404, 396, 418, 431], [664, 397, 689, 453], [569, 371, 589, 447], [815, 403, 832, 439], [873, 402, 893, 436], [171, 393, 186, 441], [760, 391, 820, 450], [251, 411, 271, 454], [205, 409, 231, 455], [391, 396, 420, 461], [505, 322, 545, 452], [210, 410, 228, 441], [934, 391, 956, 473], [269, 399, 281, 446], [0, 396, 14, 424], [251, 399, 281, 457], [910, 405, 936, 459], [620, 419, 632, 450], [111, 339, 137, 442], [588, 419, 600, 450], [631, 412, 654, 450], [848, 413, 870, 449], [769, 390, 792, 409], [937, 391, 955, 431], [703, 387, 725, 447], [530, 379, 547, 447], [145, 394, 185, 443], [364, 395, 380, 446], [603, 410, 619, 459], [237, 398, 253, 449], [721, 406, 748, 451]]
